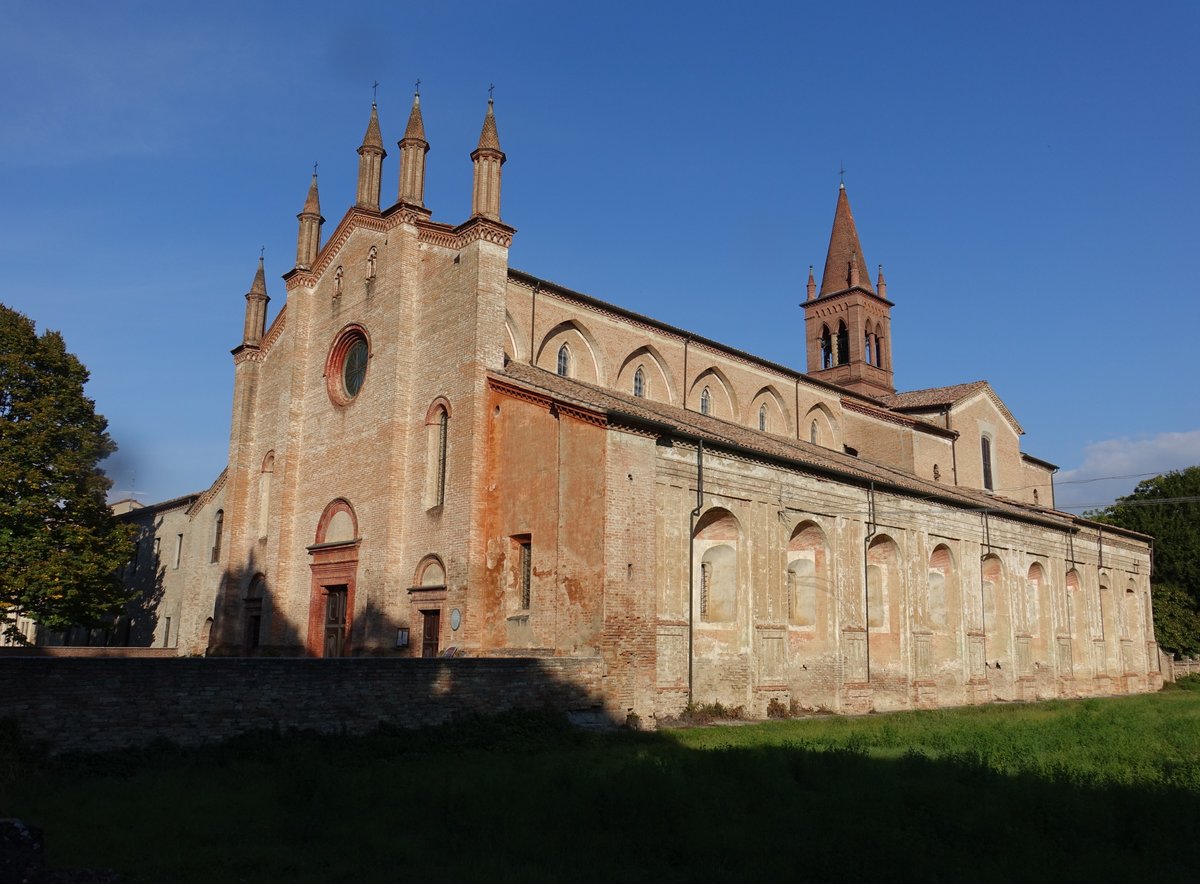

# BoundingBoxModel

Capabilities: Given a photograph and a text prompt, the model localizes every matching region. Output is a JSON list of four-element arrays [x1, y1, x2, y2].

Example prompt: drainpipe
[[683, 337, 691, 411], [528, 283, 539, 364], [687, 440, 704, 703], [1049, 465, 1058, 510], [862, 481, 877, 681], [980, 510, 992, 668]]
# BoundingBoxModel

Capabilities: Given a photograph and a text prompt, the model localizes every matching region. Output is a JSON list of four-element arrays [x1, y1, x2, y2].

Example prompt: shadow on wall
[[209, 576, 414, 659], [1, 654, 612, 756]]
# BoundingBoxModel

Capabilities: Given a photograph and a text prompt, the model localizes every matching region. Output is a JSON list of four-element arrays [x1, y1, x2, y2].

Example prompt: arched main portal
[[307, 498, 360, 657]]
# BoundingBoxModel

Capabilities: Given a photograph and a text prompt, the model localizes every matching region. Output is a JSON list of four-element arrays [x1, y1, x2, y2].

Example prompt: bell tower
[[802, 184, 895, 397]]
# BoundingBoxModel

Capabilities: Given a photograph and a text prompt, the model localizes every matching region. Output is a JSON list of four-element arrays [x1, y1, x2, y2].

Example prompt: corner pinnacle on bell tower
[[470, 93, 505, 220], [801, 183, 896, 398], [355, 101, 386, 211]]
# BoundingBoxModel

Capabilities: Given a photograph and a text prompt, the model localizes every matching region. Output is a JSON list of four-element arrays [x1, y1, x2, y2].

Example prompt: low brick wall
[[2, 656, 606, 755], [0, 646, 176, 658]]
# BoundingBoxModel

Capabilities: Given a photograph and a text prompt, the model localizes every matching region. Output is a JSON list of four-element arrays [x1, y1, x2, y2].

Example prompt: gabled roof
[[882, 381, 989, 410], [883, 380, 1024, 435], [498, 362, 1068, 530]]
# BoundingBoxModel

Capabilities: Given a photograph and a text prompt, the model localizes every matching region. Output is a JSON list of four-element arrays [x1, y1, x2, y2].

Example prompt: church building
[[112, 94, 1162, 717]]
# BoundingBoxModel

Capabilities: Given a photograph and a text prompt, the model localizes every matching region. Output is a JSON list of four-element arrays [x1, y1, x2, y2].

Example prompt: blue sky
[[2, 0, 1197, 511]]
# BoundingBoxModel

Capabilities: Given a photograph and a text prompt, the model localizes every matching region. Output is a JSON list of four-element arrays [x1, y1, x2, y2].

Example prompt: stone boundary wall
[[3, 657, 606, 755], [1167, 655, 1200, 680]]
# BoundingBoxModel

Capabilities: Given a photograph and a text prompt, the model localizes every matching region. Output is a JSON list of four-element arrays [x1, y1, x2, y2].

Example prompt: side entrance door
[[324, 586, 348, 657], [421, 610, 441, 658]]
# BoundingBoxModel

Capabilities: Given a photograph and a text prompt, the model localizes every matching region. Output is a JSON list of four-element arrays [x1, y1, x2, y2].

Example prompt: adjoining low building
[[84, 95, 1161, 716]]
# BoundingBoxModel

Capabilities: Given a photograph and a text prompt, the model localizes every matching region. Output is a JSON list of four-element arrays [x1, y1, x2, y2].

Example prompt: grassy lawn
[[7, 686, 1200, 882]]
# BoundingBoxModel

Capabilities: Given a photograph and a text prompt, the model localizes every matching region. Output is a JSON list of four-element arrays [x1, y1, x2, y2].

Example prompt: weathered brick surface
[[2, 657, 604, 755]]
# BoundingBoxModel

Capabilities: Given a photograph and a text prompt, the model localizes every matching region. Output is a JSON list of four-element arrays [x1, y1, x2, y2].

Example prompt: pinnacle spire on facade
[[818, 185, 875, 297], [296, 169, 324, 270], [471, 94, 506, 221], [398, 89, 430, 206], [356, 102, 387, 211], [242, 255, 270, 347]]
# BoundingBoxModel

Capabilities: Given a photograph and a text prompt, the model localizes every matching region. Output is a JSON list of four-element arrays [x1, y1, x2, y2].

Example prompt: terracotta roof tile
[[881, 381, 989, 410], [499, 363, 1066, 528]]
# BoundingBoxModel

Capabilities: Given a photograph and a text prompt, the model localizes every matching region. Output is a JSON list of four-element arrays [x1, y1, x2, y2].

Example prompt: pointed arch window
[[210, 509, 224, 563], [836, 322, 850, 366], [257, 452, 274, 541], [875, 324, 886, 369], [981, 436, 994, 491], [758, 404, 767, 432], [820, 326, 833, 369], [557, 344, 570, 377], [865, 332, 873, 366], [699, 386, 711, 416], [633, 366, 646, 398], [425, 400, 451, 509]]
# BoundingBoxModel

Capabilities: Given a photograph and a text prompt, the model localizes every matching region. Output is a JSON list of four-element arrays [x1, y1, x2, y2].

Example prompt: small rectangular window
[[981, 437, 994, 491], [174, 534, 183, 569], [153, 536, 161, 559], [518, 538, 532, 610], [162, 617, 172, 648]]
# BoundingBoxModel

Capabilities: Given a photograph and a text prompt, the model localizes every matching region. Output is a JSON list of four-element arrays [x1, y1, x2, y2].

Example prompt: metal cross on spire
[[259, 245, 265, 260], [372, 80, 379, 103], [839, 163, 846, 186], [488, 82, 495, 101], [415, 78, 421, 95], [313, 160, 319, 176]]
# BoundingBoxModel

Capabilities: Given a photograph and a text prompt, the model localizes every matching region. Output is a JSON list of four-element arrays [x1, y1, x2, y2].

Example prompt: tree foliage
[[1088, 467, 1200, 656], [0, 304, 135, 641]]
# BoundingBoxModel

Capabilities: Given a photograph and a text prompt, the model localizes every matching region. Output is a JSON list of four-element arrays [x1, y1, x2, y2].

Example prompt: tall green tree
[[1088, 467, 1200, 656], [0, 304, 135, 642]]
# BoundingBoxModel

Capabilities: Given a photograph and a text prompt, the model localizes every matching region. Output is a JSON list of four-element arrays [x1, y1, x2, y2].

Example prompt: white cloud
[[1055, 430, 1200, 512]]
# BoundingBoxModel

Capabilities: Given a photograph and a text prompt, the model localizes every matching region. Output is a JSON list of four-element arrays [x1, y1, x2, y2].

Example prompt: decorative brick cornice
[[420, 216, 515, 250], [310, 209, 387, 279], [554, 401, 607, 428], [187, 468, 228, 516], [232, 345, 263, 365], [260, 304, 287, 356], [489, 377, 554, 410]]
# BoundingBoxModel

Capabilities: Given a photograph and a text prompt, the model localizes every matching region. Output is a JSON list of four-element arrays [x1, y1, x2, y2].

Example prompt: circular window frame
[[325, 324, 372, 407]]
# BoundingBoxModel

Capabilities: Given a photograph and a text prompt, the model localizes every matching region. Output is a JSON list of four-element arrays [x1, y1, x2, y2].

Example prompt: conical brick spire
[[471, 96, 506, 220], [404, 92, 426, 141], [356, 103, 387, 211], [249, 256, 267, 296], [361, 102, 385, 150], [477, 98, 501, 151], [398, 91, 430, 206], [818, 185, 875, 297], [302, 172, 321, 216]]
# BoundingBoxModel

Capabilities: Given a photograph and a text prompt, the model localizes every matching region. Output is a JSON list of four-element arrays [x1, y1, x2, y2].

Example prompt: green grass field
[[8, 685, 1200, 882]]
